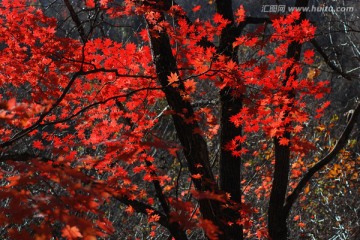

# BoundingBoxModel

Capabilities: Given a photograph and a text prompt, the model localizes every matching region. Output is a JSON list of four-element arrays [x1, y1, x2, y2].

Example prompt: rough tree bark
[[216, 0, 243, 239], [145, 9, 227, 239], [267, 1, 309, 239]]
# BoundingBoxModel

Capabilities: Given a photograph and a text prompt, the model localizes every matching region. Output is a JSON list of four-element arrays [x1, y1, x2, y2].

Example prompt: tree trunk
[[216, 0, 243, 239], [219, 88, 243, 239], [146, 10, 226, 239], [268, 135, 291, 240], [268, 1, 309, 239]]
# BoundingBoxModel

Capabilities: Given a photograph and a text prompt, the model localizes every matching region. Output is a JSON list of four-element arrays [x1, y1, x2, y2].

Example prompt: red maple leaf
[[167, 72, 179, 84], [33, 140, 45, 150], [192, 5, 201, 12], [279, 137, 290, 146], [235, 5, 246, 23], [61, 225, 83, 240]]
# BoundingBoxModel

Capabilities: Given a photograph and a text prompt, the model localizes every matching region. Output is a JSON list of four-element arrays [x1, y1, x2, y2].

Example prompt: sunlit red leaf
[[61, 225, 83, 240], [192, 5, 201, 12]]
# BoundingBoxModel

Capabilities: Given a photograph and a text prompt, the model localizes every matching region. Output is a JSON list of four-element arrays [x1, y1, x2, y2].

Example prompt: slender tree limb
[[41, 86, 161, 126], [0, 152, 52, 163], [245, 17, 271, 24], [113, 102, 172, 224], [110, 194, 169, 227], [63, 0, 87, 43], [170, 1, 270, 50], [113, 98, 188, 239], [311, 39, 352, 81], [84, 67, 155, 79], [145, 159, 189, 240], [145, 160, 170, 215], [0, 69, 155, 149], [0, 71, 82, 148], [284, 102, 360, 217], [113, 193, 188, 239]]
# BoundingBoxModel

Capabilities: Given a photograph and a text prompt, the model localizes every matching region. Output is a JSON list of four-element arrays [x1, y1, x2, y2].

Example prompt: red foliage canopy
[[0, 1, 338, 239]]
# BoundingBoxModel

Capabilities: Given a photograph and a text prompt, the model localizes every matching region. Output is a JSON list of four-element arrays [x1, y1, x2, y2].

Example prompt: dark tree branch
[[0, 69, 155, 149], [144, 159, 188, 240], [110, 194, 169, 228], [145, 160, 170, 215], [147, 13, 217, 194], [63, 0, 87, 43], [112, 193, 188, 240], [245, 17, 271, 24], [112, 89, 187, 240], [0, 152, 51, 163], [284, 102, 360, 217], [311, 39, 352, 81], [40, 86, 162, 126], [170, 1, 270, 51], [0, 71, 82, 148], [82, 67, 156, 79]]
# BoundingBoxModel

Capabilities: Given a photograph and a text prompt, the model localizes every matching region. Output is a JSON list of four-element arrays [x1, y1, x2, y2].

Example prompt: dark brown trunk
[[268, 42, 301, 240], [268, 135, 291, 240], [146, 11, 226, 239], [219, 88, 243, 239], [216, 0, 243, 239], [268, 1, 309, 239]]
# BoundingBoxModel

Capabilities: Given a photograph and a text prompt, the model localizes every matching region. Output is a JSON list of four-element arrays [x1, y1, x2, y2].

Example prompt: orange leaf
[[184, 79, 196, 93], [199, 219, 220, 240], [191, 173, 202, 179], [304, 185, 310, 194], [235, 5, 246, 23], [167, 72, 179, 84], [125, 205, 135, 215], [7, 98, 17, 109], [84, 236, 97, 240], [298, 222, 306, 228], [61, 225, 83, 240]]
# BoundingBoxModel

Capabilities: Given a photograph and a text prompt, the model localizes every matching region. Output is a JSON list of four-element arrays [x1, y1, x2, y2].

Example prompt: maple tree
[[0, 0, 359, 239]]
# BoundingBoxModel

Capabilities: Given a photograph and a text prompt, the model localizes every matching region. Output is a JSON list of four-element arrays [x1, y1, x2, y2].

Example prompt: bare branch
[[311, 39, 352, 81], [0, 152, 51, 163], [284, 102, 360, 217], [63, 0, 87, 43]]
